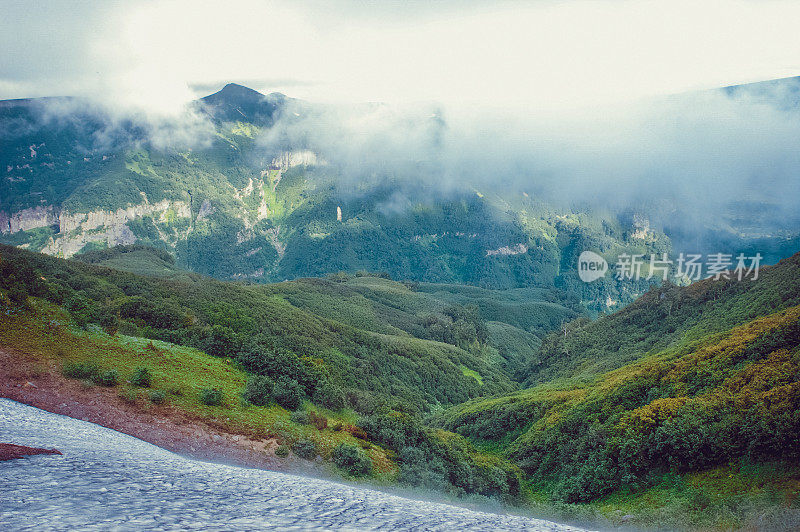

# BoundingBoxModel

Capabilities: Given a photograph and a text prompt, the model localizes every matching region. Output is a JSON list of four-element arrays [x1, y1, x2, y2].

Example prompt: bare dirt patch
[[0, 347, 309, 473]]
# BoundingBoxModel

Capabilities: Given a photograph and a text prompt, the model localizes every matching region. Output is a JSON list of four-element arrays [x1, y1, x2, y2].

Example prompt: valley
[[1, 242, 799, 530]]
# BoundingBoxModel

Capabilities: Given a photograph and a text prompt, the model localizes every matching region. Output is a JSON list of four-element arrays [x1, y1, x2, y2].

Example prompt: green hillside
[[434, 253, 800, 528], [0, 243, 592, 501], [2, 244, 800, 528], [0, 243, 525, 411]]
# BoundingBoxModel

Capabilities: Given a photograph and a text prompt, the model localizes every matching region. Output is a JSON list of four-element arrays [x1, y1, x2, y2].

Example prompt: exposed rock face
[[196, 199, 214, 221], [2, 149, 321, 261], [43, 200, 191, 258], [486, 243, 529, 256], [58, 200, 190, 234], [0, 205, 59, 234], [269, 150, 318, 171], [0, 199, 191, 258]]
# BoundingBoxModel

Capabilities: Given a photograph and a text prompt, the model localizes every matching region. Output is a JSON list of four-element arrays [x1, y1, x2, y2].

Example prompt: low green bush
[[149, 390, 166, 404], [308, 411, 328, 430], [290, 410, 310, 425], [275, 444, 290, 457], [131, 367, 152, 387], [292, 438, 317, 460], [199, 388, 223, 406], [118, 388, 138, 404], [94, 369, 119, 387], [273, 377, 304, 410], [242, 375, 274, 406], [332, 442, 372, 476], [313, 381, 346, 411]]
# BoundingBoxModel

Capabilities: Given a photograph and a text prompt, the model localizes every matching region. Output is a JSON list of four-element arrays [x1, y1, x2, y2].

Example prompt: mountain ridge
[[1, 76, 800, 313]]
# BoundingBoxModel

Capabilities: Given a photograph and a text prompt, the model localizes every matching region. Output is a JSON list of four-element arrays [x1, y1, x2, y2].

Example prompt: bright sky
[[3, 0, 800, 111]]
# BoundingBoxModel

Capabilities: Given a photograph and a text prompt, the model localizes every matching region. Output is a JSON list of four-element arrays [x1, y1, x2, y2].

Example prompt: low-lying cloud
[[257, 78, 800, 241], [10, 74, 800, 258]]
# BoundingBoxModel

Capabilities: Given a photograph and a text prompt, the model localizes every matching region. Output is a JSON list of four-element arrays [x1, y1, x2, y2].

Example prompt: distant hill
[[72, 244, 199, 283], [198, 83, 287, 125]]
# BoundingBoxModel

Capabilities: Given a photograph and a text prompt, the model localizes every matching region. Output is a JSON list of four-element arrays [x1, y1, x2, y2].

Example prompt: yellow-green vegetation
[[460, 365, 484, 385], [434, 253, 800, 529]]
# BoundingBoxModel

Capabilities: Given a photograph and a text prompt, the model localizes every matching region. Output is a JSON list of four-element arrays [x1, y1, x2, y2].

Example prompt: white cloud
[[3, 0, 800, 111]]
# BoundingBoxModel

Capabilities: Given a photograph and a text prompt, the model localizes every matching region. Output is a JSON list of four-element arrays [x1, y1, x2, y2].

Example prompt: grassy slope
[[0, 247, 535, 504], [433, 253, 800, 529], [70, 245, 582, 378], [73, 245, 200, 283], [0, 244, 519, 411], [0, 298, 397, 477], [263, 275, 581, 374]]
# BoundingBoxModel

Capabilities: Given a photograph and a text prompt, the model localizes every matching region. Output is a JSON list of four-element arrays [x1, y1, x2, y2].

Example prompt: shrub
[[346, 390, 377, 414], [273, 377, 304, 410], [292, 438, 317, 460], [6, 282, 28, 307], [275, 444, 290, 457], [271, 420, 293, 443], [62, 361, 99, 379], [332, 442, 372, 476], [94, 369, 119, 387], [345, 424, 369, 440], [131, 367, 152, 387], [242, 375, 274, 406], [290, 410, 310, 425], [65, 294, 93, 328], [200, 388, 223, 406], [149, 390, 166, 404], [166, 386, 183, 396], [313, 381, 346, 411]]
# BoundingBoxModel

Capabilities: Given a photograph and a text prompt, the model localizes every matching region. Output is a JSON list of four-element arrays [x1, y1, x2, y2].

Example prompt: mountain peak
[[198, 83, 283, 125], [211, 83, 266, 100]]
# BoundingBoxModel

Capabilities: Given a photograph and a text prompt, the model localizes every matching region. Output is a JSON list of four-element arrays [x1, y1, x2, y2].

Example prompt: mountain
[[0, 83, 674, 314], [2, 240, 799, 528], [2, 79, 800, 316], [198, 83, 286, 125]]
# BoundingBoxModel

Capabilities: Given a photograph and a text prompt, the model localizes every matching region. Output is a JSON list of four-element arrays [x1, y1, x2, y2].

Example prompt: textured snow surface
[[0, 399, 588, 531]]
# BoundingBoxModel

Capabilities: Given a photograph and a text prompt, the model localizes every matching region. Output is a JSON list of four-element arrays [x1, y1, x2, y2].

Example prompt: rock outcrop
[[0, 205, 59, 234]]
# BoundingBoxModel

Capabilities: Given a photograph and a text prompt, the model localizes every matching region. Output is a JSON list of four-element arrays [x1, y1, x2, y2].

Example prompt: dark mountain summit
[[198, 83, 286, 125]]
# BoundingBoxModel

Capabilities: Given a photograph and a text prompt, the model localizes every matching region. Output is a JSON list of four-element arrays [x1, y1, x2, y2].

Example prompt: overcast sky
[[3, 0, 800, 111]]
